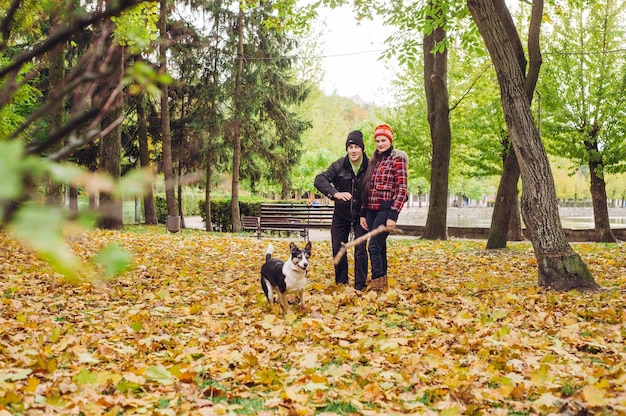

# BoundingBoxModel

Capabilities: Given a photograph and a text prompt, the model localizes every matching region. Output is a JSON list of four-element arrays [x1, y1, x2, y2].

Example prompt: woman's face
[[374, 136, 392, 153]]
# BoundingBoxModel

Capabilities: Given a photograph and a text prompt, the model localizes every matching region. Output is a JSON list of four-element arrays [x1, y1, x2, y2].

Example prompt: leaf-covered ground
[[1, 228, 625, 415]]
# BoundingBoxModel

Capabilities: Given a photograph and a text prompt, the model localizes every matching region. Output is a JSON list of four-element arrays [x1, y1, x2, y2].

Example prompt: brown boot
[[371, 277, 384, 293], [382, 275, 388, 291]]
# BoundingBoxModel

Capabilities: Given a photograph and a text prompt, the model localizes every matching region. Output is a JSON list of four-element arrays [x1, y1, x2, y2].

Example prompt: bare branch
[[0, 0, 147, 79], [333, 225, 404, 265]]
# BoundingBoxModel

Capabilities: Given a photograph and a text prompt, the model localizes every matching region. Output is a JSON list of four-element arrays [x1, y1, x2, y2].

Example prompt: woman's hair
[[359, 149, 382, 205]]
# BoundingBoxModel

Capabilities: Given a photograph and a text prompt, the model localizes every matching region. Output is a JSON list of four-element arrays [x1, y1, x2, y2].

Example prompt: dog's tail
[[264, 243, 274, 262]]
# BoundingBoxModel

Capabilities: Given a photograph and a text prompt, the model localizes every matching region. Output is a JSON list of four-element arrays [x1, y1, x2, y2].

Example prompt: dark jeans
[[331, 213, 368, 290], [365, 208, 390, 280]]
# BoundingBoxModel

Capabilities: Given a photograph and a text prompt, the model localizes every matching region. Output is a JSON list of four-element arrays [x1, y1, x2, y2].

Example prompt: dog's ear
[[304, 241, 312, 253], [289, 242, 298, 253]]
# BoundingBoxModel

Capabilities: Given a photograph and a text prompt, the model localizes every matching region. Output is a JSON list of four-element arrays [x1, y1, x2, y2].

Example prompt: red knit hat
[[374, 123, 393, 143]]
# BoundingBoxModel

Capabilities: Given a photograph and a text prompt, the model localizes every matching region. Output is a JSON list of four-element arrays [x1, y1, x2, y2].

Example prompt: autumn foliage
[[1, 228, 625, 415]]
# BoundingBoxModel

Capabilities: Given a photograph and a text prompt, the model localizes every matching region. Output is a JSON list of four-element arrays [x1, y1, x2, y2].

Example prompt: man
[[314, 130, 369, 291]]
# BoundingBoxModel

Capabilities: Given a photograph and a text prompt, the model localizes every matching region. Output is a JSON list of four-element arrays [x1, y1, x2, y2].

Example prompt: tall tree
[[467, 0, 599, 290], [230, 3, 245, 232], [202, 0, 230, 232], [160, 0, 178, 231], [350, 0, 457, 239], [485, 0, 543, 248], [97, 41, 124, 230], [45, 20, 65, 207], [226, 0, 312, 231], [421, 1, 452, 240], [540, 0, 626, 243], [136, 89, 158, 224]]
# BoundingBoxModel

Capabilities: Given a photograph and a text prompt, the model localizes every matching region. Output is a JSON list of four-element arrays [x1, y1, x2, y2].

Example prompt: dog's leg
[[297, 290, 305, 309], [276, 291, 291, 314], [261, 277, 274, 306]]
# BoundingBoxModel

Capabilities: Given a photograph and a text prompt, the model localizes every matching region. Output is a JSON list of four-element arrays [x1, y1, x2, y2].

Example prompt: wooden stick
[[333, 225, 403, 265]]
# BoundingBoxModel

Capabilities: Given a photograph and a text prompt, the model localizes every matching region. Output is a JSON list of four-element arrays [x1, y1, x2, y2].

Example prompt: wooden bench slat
[[242, 203, 335, 240]]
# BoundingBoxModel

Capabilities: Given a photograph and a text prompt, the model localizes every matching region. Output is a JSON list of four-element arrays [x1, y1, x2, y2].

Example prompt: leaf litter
[[1, 228, 625, 415]]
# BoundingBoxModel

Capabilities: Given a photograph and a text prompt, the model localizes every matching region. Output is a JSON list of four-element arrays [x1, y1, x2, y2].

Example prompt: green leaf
[[73, 367, 99, 386], [93, 243, 132, 279], [9, 204, 82, 283], [145, 365, 174, 385], [116, 168, 154, 198], [47, 162, 86, 184], [116, 379, 143, 393], [0, 140, 25, 200]]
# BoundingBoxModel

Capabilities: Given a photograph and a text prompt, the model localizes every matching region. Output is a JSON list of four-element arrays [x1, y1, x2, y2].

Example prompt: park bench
[[242, 203, 334, 240]]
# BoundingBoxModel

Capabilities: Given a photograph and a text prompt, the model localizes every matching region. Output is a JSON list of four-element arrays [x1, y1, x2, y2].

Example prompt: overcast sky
[[315, 6, 397, 106]]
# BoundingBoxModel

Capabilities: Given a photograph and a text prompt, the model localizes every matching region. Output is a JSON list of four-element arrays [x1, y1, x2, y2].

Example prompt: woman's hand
[[386, 218, 396, 228], [360, 217, 368, 231]]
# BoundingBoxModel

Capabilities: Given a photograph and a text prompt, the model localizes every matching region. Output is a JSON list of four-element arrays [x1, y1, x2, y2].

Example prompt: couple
[[314, 124, 409, 293]]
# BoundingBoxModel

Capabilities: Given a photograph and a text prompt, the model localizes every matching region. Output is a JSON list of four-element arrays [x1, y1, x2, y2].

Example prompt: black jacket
[[314, 155, 369, 222]]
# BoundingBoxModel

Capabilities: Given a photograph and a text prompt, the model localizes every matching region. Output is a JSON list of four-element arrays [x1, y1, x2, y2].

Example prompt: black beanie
[[345, 130, 365, 150]]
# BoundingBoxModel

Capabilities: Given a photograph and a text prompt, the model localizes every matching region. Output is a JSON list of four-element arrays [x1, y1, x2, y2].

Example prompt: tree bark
[[69, 185, 78, 218], [507, 193, 523, 241], [136, 90, 157, 225], [177, 90, 186, 229], [97, 45, 123, 230], [587, 139, 616, 242], [45, 40, 65, 207], [230, 3, 244, 233], [486, 0, 543, 248], [160, 0, 178, 229], [468, 0, 599, 290], [205, 155, 213, 232], [487, 145, 521, 248], [422, 6, 451, 241]]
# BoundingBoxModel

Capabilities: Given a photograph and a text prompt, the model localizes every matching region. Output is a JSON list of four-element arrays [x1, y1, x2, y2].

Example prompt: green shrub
[[154, 193, 203, 224], [198, 199, 263, 232], [155, 196, 167, 224]]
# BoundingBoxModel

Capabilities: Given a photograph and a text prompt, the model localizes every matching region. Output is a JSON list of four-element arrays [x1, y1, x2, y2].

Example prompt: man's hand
[[360, 217, 368, 231], [333, 192, 352, 201]]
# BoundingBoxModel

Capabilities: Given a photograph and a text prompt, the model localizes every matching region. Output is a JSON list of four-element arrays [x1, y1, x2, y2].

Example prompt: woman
[[359, 123, 408, 292]]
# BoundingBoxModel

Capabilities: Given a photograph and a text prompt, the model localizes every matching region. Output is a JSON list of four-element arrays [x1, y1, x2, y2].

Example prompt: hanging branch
[[333, 225, 404, 265]]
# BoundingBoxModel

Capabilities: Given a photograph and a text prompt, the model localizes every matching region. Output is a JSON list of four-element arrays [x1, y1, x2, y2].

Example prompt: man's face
[[347, 144, 363, 163]]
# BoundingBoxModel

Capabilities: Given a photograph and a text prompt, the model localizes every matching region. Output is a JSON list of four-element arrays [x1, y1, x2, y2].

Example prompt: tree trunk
[[177, 87, 187, 229], [178, 172, 185, 229], [97, 45, 123, 230], [205, 154, 212, 232], [136, 90, 157, 225], [160, 0, 178, 230], [507, 193, 523, 241], [468, 0, 599, 290], [69, 185, 78, 218], [486, 0, 542, 248], [422, 8, 451, 241], [134, 194, 141, 223], [45, 40, 65, 207], [588, 141, 616, 243], [230, 3, 244, 233], [487, 145, 521, 248], [231, 122, 242, 232]]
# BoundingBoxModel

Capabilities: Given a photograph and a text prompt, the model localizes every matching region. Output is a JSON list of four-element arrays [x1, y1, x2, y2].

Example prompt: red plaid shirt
[[365, 148, 408, 215]]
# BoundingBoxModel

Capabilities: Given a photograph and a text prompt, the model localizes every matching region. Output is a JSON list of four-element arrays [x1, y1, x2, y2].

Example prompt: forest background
[[0, 0, 625, 283], [1, 0, 625, 230]]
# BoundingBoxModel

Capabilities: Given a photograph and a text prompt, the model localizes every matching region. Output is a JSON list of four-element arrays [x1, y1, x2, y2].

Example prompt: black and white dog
[[261, 241, 312, 313]]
